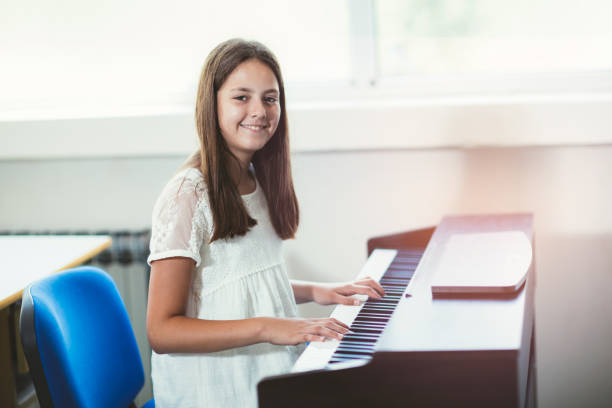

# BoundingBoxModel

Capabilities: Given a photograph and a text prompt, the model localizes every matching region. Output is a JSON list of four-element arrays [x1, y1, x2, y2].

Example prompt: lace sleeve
[[147, 171, 208, 267]]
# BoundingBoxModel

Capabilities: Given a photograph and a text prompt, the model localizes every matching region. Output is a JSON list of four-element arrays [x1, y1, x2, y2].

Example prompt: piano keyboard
[[292, 248, 425, 372], [329, 249, 423, 364]]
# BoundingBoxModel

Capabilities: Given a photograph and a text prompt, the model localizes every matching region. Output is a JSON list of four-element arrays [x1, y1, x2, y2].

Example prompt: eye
[[233, 95, 248, 102], [264, 96, 278, 104]]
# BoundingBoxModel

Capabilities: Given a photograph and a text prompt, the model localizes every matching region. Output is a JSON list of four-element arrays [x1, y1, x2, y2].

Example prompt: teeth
[[242, 124, 265, 131]]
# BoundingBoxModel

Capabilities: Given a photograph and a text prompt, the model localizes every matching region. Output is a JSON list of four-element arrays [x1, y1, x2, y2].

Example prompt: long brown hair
[[184, 39, 299, 242]]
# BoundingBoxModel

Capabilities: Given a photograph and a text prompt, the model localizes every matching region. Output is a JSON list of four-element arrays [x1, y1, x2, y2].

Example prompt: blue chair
[[20, 266, 154, 408]]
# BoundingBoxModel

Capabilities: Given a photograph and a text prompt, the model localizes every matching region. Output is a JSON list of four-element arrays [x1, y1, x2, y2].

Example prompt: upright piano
[[258, 214, 537, 407]]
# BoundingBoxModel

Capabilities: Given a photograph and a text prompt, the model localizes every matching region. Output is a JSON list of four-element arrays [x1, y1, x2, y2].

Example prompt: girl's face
[[216, 58, 281, 164]]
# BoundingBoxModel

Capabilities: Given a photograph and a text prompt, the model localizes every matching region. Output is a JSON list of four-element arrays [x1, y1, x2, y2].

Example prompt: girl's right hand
[[260, 317, 350, 345]]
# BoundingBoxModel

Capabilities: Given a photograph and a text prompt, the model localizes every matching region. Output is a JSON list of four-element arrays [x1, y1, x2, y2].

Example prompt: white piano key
[[292, 249, 397, 373], [292, 339, 340, 372]]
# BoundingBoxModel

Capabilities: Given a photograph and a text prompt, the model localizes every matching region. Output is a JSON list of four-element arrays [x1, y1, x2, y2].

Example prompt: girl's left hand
[[311, 277, 385, 306]]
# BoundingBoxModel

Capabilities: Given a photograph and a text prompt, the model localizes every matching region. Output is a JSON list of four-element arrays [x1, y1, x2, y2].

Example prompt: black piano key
[[362, 303, 396, 307], [380, 275, 411, 280], [379, 278, 410, 288], [367, 297, 397, 305], [381, 276, 412, 280], [340, 336, 378, 343], [394, 258, 421, 264], [350, 324, 386, 331], [343, 331, 380, 338], [336, 344, 375, 352], [367, 295, 400, 300], [337, 341, 377, 348], [335, 345, 375, 352], [362, 299, 399, 306], [341, 333, 380, 341], [360, 305, 396, 312], [382, 287, 405, 292], [379, 280, 409, 286], [343, 335, 380, 342], [334, 349, 374, 357], [378, 283, 407, 289], [335, 348, 374, 356], [357, 312, 392, 318], [350, 319, 385, 324], [357, 311, 393, 316], [354, 314, 389, 321], [384, 271, 413, 275], [390, 263, 418, 268], [362, 300, 398, 306], [386, 266, 416, 272], [351, 328, 385, 333], [362, 302, 396, 307], [397, 250, 423, 255], [331, 352, 373, 360], [380, 281, 410, 286], [383, 273, 413, 279], [391, 258, 418, 263], [350, 323, 386, 330], [380, 291, 404, 297], [353, 319, 389, 327], [342, 335, 379, 342], [356, 314, 391, 320], [351, 320, 386, 326], [338, 339, 376, 347], [380, 285, 408, 289], [360, 304, 395, 310], [360, 311, 394, 316], [350, 328, 382, 334], [388, 265, 416, 271], [376, 297, 400, 303]]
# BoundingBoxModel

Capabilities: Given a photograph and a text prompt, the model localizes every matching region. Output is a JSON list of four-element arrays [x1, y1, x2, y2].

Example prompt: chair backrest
[[20, 266, 145, 408]]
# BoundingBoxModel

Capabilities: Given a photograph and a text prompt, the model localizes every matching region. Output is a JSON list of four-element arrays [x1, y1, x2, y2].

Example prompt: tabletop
[[0, 235, 111, 309]]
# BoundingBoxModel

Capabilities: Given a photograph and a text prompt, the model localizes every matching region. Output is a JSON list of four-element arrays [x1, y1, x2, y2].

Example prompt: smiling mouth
[[240, 124, 268, 131]]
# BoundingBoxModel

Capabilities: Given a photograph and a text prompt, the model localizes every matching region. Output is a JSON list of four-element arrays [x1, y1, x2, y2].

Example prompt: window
[[0, 1, 351, 117], [371, 0, 612, 95], [377, 0, 612, 76], [1, 0, 611, 119]]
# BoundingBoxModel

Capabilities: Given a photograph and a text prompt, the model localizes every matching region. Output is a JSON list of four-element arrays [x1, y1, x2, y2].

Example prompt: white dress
[[147, 167, 304, 408]]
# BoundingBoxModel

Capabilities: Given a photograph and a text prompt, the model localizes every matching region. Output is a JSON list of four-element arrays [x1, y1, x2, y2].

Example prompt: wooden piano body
[[258, 214, 537, 407]]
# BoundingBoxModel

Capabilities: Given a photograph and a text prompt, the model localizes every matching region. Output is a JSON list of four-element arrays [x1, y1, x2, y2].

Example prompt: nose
[[249, 99, 267, 119]]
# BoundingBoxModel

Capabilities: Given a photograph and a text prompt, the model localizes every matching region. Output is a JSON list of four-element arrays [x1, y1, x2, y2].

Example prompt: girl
[[146, 39, 384, 408]]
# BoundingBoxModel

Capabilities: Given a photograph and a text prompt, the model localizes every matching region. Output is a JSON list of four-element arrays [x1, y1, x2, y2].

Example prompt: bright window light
[[375, 0, 612, 77]]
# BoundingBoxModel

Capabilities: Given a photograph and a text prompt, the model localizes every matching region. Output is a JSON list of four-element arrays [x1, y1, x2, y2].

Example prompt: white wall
[[1, 142, 611, 407]]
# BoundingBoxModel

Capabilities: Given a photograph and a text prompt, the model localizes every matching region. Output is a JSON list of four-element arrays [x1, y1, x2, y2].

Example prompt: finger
[[329, 318, 350, 330], [304, 334, 326, 343], [357, 278, 386, 297], [313, 318, 350, 332], [345, 284, 382, 299], [329, 323, 350, 335], [323, 319, 350, 334], [315, 326, 344, 341], [368, 279, 386, 296], [333, 293, 362, 306]]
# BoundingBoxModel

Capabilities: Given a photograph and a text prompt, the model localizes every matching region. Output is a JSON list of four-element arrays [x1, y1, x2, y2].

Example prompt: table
[[0, 235, 111, 407]]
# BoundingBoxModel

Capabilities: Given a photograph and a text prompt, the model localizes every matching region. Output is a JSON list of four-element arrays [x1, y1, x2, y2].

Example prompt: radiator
[[88, 230, 152, 408]]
